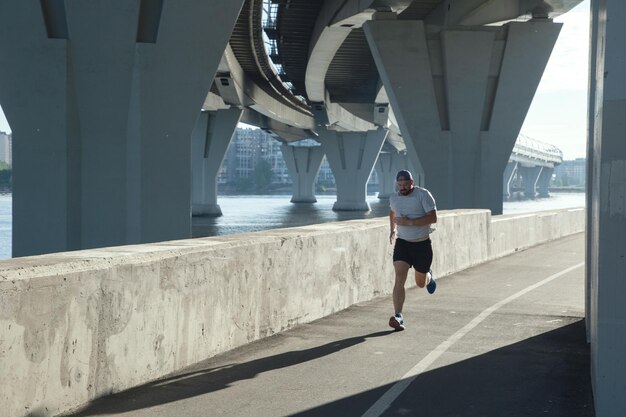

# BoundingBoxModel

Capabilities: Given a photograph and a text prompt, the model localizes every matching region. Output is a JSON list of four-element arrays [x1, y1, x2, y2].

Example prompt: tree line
[[0, 162, 10, 192]]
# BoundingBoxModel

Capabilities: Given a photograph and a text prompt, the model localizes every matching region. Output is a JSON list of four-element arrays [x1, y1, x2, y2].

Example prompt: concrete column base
[[318, 128, 388, 212], [192, 108, 243, 217], [291, 197, 318, 204], [192, 204, 222, 216], [281, 144, 325, 204], [332, 201, 372, 211]]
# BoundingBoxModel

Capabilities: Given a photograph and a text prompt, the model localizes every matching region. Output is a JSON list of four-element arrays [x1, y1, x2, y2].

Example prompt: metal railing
[[512, 134, 563, 165], [261, 0, 307, 104]]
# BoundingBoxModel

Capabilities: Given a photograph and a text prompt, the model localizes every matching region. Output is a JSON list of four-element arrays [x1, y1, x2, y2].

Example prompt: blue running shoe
[[389, 313, 405, 331], [426, 269, 437, 294]]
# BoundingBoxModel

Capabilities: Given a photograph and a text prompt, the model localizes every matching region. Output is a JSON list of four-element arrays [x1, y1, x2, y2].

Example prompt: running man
[[388, 169, 437, 331]]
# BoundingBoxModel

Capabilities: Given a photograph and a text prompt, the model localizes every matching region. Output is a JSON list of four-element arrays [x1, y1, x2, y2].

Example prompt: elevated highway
[[0, 0, 579, 255], [214, 0, 577, 216]]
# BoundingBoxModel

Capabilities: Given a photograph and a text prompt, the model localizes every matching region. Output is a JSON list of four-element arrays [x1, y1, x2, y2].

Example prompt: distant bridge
[[375, 133, 562, 200], [511, 133, 563, 167], [504, 134, 563, 199]]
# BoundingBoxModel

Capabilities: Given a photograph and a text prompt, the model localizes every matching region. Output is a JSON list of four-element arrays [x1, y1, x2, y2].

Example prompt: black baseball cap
[[396, 170, 413, 181]]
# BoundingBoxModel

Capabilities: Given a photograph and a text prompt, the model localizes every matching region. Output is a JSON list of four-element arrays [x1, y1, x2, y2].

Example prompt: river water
[[0, 194, 9, 260], [0, 192, 585, 260]]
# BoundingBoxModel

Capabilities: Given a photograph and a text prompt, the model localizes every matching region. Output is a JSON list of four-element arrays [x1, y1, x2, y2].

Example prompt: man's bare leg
[[415, 270, 428, 288], [393, 261, 410, 313], [390, 261, 410, 330], [416, 269, 437, 294]]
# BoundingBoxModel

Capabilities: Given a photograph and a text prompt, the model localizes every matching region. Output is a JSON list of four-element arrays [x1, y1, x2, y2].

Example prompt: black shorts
[[393, 238, 433, 273]]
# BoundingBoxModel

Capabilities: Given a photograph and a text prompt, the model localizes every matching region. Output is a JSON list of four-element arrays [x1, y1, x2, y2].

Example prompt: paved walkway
[[64, 233, 594, 417]]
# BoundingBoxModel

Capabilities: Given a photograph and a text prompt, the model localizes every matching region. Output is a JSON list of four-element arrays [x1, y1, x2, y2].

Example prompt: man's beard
[[399, 187, 412, 195]]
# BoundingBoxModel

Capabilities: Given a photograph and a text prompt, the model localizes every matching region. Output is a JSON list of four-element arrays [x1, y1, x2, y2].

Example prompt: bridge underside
[[0, 0, 570, 256]]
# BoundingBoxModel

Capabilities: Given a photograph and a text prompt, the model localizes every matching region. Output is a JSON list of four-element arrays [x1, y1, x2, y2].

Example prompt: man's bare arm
[[389, 210, 397, 244]]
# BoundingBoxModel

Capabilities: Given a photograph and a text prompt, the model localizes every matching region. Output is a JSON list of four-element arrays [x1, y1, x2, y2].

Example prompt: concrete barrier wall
[[0, 207, 584, 417], [488, 208, 586, 258]]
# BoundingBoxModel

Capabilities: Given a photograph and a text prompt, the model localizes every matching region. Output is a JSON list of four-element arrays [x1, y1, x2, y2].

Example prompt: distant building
[[219, 128, 291, 185], [219, 128, 332, 187], [217, 127, 381, 191], [0, 131, 11, 166], [554, 158, 586, 187]]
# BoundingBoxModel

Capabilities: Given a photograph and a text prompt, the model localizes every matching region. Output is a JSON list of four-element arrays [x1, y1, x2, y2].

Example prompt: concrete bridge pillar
[[0, 0, 244, 256], [589, 1, 626, 414], [317, 128, 388, 211], [280, 143, 325, 203], [375, 151, 399, 199], [503, 161, 518, 200], [518, 166, 542, 199], [192, 108, 243, 216], [536, 166, 553, 198], [374, 153, 394, 199], [364, 18, 561, 214], [375, 150, 423, 199]]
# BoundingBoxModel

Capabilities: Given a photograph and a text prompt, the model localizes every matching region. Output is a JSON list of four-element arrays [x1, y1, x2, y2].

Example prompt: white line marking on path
[[361, 262, 585, 417]]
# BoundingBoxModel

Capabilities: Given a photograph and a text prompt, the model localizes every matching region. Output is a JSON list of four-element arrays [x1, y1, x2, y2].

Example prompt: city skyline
[[0, 0, 590, 159]]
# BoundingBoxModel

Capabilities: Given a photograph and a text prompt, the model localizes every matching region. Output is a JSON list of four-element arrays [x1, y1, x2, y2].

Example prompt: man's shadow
[[68, 330, 393, 416]]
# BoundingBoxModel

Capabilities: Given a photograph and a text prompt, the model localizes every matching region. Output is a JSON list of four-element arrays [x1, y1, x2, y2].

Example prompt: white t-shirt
[[389, 186, 437, 241]]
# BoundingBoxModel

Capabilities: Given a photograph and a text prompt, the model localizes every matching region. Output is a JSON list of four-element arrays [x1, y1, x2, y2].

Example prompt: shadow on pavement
[[65, 330, 394, 416], [287, 319, 595, 417], [64, 320, 594, 417]]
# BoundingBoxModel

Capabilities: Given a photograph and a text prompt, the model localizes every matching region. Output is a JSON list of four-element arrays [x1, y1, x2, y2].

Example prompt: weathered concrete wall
[[0, 207, 584, 417], [488, 208, 586, 259]]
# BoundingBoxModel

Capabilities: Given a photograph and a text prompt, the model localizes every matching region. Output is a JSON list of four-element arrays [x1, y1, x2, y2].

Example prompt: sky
[[520, 0, 590, 159], [0, 0, 590, 160]]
